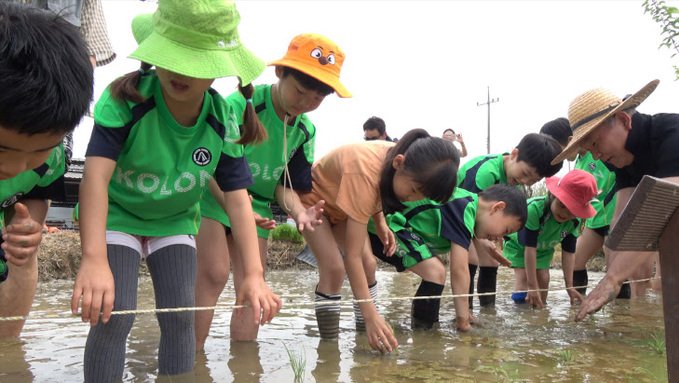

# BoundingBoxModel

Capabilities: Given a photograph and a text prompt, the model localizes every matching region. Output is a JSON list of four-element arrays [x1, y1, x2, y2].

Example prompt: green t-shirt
[[86, 72, 252, 236], [200, 84, 316, 229], [457, 153, 509, 193], [369, 188, 478, 268], [574, 152, 617, 228], [504, 195, 580, 269], [0, 145, 66, 222]]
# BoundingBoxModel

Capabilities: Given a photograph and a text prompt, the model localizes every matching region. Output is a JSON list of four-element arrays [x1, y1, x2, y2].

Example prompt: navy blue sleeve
[[279, 145, 313, 191], [439, 197, 474, 250], [86, 99, 155, 160], [561, 234, 577, 253], [214, 153, 254, 192], [22, 176, 66, 201], [518, 228, 539, 248]]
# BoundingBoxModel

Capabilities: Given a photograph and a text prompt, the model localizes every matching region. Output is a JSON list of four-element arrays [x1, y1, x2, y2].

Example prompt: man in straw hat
[[550, 80, 679, 320]]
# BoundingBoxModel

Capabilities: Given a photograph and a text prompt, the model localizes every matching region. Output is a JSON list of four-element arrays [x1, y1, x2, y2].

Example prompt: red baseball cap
[[545, 169, 600, 219]]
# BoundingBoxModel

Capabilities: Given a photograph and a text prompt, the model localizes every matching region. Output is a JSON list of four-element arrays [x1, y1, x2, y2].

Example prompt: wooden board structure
[[606, 175, 679, 382]]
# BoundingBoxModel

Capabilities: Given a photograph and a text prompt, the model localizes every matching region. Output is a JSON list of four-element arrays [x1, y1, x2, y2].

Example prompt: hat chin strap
[[282, 113, 296, 212]]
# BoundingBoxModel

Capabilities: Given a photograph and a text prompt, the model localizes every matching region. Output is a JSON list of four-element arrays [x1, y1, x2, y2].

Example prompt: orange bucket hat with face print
[[268, 33, 351, 98]]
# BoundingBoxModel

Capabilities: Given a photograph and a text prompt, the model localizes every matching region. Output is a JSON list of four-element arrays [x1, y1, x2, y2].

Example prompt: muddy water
[[0, 269, 667, 382]]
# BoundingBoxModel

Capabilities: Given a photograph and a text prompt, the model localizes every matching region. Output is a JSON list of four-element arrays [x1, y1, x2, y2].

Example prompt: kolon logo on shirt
[[2, 192, 24, 209], [192, 148, 212, 166]]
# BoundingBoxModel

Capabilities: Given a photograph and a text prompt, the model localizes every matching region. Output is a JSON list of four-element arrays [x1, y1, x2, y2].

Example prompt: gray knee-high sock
[[147, 244, 197, 376], [315, 287, 341, 339], [84, 245, 140, 383], [354, 282, 378, 332]]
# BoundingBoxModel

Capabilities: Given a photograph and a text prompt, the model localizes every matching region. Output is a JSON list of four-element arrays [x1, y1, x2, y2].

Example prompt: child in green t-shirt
[[71, 2, 281, 380], [504, 169, 599, 308], [539, 117, 620, 297], [368, 184, 527, 330], [194, 33, 350, 346], [0, 2, 93, 338], [457, 133, 563, 308]]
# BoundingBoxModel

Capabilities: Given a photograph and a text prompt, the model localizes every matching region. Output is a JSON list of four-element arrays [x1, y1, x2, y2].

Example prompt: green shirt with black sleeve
[[457, 153, 508, 193], [86, 72, 252, 237], [199, 84, 316, 238], [368, 188, 478, 270], [503, 195, 580, 269]]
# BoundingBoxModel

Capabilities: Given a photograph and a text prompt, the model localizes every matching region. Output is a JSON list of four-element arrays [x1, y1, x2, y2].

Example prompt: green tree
[[644, 0, 679, 79]]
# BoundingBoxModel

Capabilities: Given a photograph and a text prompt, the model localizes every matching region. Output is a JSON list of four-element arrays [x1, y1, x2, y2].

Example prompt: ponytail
[[109, 62, 152, 103], [235, 83, 267, 145], [379, 128, 460, 214]]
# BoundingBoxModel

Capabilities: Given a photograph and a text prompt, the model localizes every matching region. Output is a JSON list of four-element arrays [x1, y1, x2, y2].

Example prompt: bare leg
[[194, 217, 230, 351], [229, 236, 268, 341], [537, 269, 551, 303], [629, 252, 657, 297], [573, 228, 605, 295]]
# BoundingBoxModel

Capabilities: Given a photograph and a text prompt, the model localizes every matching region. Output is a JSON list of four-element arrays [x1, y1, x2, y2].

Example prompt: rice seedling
[[283, 343, 306, 382], [643, 329, 666, 355], [475, 363, 519, 382], [557, 349, 579, 365]]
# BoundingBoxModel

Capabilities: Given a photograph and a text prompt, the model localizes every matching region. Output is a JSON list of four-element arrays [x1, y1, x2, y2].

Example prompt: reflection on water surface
[[0, 269, 667, 382]]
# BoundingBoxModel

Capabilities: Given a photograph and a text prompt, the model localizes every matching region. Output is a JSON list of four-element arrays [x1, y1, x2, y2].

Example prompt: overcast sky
[[74, 0, 679, 169]]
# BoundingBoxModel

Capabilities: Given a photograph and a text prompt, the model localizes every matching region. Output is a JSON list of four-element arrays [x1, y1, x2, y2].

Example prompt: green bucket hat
[[129, 0, 264, 84]]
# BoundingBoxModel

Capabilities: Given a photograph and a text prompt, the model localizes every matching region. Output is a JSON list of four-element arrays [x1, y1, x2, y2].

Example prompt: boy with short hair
[[0, 2, 94, 337], [457, 133, 563, 308], [368, 184, 527, 330]]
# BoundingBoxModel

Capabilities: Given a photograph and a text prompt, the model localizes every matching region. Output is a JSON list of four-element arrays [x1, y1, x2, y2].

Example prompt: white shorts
[[105, 231, 196, 259]]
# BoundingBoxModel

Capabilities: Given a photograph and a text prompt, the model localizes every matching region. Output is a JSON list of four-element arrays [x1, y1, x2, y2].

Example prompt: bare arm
[[561, 250, 583, 304], [344, 218, 397, 352], [449, 242, 472, 330], [371, 211, 395, 256], [524, 246, 544, 308], [576, 176, 679, 320], [71, 156, 116, 325], [221, 187, 282, 324], [274, 184, 324, 232]]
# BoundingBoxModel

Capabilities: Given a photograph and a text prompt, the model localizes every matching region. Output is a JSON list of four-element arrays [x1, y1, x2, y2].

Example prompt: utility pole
[[477, 86, 499, 154]]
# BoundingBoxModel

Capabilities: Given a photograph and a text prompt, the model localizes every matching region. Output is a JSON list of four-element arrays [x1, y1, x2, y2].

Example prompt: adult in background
[[549, 79, 677, 320], [442, 128, 468, 157], [363, 116, 397, 142]]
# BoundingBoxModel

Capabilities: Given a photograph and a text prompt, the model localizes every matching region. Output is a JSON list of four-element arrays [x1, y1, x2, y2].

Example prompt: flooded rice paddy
[[0, 269, 667, 382]]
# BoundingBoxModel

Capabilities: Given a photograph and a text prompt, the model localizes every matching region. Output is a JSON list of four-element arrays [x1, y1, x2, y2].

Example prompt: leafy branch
[[643, 0, 679, 79]]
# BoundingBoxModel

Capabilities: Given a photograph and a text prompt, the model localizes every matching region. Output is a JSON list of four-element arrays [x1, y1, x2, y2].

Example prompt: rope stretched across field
[[0, 277, 659, 322]]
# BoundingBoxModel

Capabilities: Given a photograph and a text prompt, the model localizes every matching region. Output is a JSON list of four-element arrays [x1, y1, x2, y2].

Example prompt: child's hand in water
[[567, 288, 583, 305], [2, 203, 43, 266], [366, 316, 398, 353], [294, 200, 325, 232], [236, 275, 282, 325], [526, 291, 545, 308], [456, 315, 472, 332]]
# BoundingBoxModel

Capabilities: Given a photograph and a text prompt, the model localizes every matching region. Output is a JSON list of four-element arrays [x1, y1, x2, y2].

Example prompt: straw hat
[[268, 33, 352, 98], [551, 79, 659, 164], [545, 169, 599, 219], [129, 0, 264, 84]]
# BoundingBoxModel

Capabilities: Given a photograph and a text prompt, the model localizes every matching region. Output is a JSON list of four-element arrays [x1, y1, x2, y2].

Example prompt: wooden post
[[605, 176, 679, 382], [659, 209, 679, 382]]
